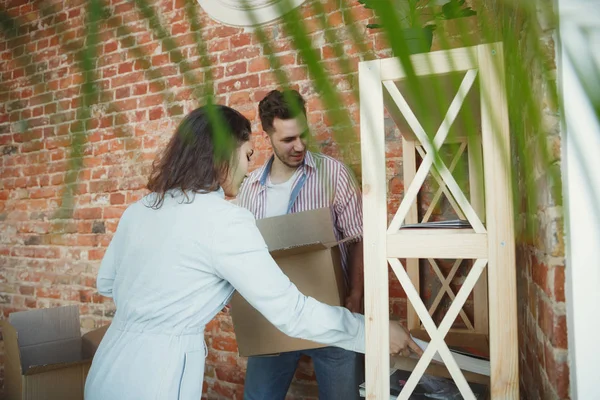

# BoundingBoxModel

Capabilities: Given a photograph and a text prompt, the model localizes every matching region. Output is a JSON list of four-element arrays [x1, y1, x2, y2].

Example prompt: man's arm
[[331, 162, 365, 313], [345, 240, 364, 313]]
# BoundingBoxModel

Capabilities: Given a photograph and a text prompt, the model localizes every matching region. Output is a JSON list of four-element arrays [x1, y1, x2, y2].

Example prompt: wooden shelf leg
[[402, 137, 420, 331], [478, 43, 519, 399]]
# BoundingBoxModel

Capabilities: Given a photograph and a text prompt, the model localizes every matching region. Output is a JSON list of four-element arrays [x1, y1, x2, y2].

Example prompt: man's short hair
[[258, 89, 307, 134]]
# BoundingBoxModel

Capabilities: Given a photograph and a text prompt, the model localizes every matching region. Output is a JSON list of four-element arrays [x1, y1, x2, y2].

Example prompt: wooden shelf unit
[[359, 43, 518, 400]]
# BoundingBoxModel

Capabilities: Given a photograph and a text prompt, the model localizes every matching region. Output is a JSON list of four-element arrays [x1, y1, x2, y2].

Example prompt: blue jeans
[[243, 347, 363, 400]]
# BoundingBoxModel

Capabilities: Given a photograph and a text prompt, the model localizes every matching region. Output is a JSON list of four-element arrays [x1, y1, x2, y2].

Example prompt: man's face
[[268, 116, 308, 168]]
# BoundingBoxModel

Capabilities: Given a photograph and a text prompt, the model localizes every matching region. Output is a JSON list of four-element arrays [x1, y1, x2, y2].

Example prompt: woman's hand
[[389, 321, 423, 357]]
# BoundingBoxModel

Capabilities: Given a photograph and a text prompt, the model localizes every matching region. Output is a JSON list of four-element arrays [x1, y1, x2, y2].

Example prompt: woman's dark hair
[[259, 89, 307, 134], [146, 105, 251, 208]]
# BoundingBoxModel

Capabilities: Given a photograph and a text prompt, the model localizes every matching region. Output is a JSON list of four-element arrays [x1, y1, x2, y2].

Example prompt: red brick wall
[[0, 0, 568, 398], [506, 6, 570, 400], [0, 0, 382, 397]]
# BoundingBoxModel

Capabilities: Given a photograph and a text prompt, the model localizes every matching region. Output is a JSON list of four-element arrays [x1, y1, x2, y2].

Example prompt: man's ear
[[263, 130, 272, 142]]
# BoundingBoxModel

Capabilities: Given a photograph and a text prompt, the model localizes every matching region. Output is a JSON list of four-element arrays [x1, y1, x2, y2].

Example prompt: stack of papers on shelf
[[358, 337, 490, 399], [401, 220, 472, 229], [358, 369, 413, 400], [358, 368, 488, 399]]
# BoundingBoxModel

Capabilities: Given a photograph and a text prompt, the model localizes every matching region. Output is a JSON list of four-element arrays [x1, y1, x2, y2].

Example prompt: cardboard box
[[230, 208, 348, 357], [1, 306, 108, 400], [81, 323, 110, 360]]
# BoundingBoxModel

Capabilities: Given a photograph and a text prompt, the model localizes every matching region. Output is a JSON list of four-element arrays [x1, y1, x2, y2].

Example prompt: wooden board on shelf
[[410, 328, 490, 359], [379, 46, 478, 80], [387, 230, 488, 259]]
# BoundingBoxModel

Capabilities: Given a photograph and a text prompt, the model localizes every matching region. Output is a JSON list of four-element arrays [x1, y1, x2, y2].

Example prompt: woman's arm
[[96, 209, 129, 297], [97, 238, 118, 297], [211, 207, 366, 353]]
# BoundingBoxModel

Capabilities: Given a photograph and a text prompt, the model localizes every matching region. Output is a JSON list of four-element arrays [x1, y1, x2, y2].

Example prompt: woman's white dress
[[84, 189, 365, 400]]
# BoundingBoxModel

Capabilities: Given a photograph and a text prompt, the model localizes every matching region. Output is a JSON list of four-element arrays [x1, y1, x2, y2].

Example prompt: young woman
[[84, 105, 421, 400]]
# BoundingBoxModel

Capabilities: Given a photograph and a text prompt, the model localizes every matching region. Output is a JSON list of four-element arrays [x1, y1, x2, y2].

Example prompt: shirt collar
[[251, 151, 316, 187]]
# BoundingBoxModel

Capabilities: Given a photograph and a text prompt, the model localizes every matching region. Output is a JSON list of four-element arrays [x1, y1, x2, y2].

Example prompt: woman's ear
[[216, 161, 229, 184]]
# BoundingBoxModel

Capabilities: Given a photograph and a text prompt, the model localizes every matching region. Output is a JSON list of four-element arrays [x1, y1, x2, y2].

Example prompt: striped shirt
[[238, 151, 363, 277]]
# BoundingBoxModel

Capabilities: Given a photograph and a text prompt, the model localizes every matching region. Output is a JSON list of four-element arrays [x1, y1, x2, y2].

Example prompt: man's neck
[[269, 155, 299, 184]]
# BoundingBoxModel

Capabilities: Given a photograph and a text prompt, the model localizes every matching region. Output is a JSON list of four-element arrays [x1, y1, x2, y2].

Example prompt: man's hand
[[389, 321, 423, 356], [345, 241, 364, 314], [344, 290, 363, 314]]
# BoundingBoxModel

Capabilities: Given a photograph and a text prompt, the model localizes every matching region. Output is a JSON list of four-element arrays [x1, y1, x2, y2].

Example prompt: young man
[[237, 89, 365, 400]]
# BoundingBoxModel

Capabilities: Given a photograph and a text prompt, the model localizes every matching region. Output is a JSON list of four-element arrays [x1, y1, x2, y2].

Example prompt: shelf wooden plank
[[410, 328, 490, 359], [478, 43, 519, 399], [380, 46, 479, 80], [402, 138, 421, 331], [359, 59, 390, 400], [468, 132, 489, 335], [387, 230, 488, 259]]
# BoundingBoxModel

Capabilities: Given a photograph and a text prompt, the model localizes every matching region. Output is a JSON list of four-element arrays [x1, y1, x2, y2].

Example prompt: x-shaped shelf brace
[[417, 142, 467, 223], [390, 257, 487, 400], [428, 258, 474, 330], [383, 69, 488, 399], [417, 142, 474, 329], [385, 68, 486, 235], [417, 141, 474, 330]]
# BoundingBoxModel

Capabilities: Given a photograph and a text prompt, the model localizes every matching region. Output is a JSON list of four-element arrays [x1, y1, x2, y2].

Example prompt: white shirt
[[85, 189, 365, 400], [265, 169, 300, 218]]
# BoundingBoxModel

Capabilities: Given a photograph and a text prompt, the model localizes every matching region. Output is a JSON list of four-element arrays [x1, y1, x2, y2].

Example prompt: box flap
[[24, 359, 92, 376], [269, 235, 361, 258], [270, 242, 328, 258], [256, 208, 337, 252], [8, 306, 82, 373], [82, 323, 110, 359], [1, 320, 24, 399], [20, 339, 83, 374], [8, 306, 81, 346]]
